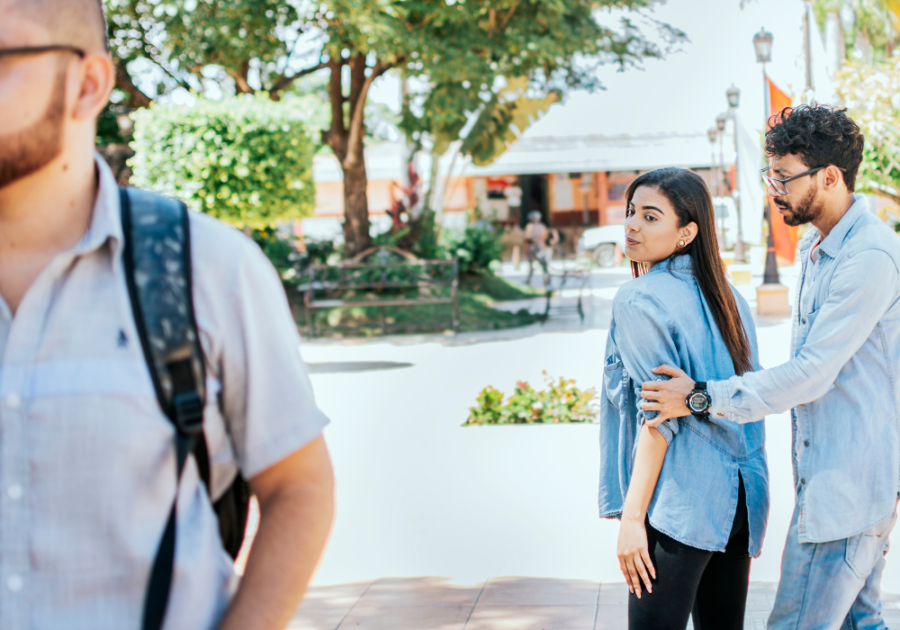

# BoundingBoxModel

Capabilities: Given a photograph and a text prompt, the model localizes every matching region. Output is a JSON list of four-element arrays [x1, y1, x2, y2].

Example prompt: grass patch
[[289, 272, 539, 337]]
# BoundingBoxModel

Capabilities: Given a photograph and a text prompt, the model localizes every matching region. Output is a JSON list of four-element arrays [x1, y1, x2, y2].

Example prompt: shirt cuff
[[708, 379, 732, 421], [655, 419, 678, 444]]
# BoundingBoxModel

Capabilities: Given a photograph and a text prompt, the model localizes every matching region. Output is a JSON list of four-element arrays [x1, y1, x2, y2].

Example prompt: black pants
[[628, 476, 750, 630]]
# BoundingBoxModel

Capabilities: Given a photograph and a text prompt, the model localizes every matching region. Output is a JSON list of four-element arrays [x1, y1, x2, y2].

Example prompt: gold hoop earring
[[678, 239, 686, 248]]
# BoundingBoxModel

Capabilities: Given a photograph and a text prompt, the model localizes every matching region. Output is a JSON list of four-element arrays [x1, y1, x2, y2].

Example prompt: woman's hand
[[616, 515, 655, 599]]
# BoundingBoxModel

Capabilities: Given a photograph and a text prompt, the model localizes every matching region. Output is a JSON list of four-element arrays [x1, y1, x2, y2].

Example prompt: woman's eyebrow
[[637, 205, 664, 213]]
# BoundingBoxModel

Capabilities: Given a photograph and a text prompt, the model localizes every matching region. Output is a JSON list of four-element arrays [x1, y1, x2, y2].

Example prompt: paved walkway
[[291, 578, 900, 629]]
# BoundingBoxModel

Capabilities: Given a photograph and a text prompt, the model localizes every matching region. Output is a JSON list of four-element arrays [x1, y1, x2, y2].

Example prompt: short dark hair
[[765, 105, 865, 192]]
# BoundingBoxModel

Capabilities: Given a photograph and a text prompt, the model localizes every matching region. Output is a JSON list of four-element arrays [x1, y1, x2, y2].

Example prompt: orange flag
[[767, 77, 799, 264]]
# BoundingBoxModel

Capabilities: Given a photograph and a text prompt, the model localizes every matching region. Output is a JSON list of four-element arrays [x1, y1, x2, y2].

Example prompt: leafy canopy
[[130, 95, 316, 227], [836, 56, 900, 204]]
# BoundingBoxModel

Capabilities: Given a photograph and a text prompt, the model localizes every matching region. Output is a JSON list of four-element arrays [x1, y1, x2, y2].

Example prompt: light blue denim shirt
[[708, 194, 900, 543], [599, 254, 770, 557]]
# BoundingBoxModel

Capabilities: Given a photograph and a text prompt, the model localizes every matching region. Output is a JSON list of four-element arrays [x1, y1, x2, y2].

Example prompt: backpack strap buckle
[[172, 391, 204, 436]]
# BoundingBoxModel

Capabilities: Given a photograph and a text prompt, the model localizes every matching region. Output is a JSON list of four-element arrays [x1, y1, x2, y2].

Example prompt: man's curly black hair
[[765, 105, 865, 192]]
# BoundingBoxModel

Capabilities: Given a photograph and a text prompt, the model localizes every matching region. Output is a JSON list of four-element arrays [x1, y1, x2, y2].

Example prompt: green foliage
[[252, 227, 301, 281], [463, 373, 599, 425], [96, 103, 125, 146], [812, 0, 899, 63], [400, 1, 684, 169], [448, 221, 505, 274], [835, 56, 900, 204], [130, 95, 315, 228]]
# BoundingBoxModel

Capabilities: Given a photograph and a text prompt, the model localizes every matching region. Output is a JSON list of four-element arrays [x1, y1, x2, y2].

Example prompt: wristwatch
[[686, 382, 711, 417]]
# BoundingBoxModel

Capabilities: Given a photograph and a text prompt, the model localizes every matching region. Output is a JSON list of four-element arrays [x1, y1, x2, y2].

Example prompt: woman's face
[[624, 186, 698, 265]]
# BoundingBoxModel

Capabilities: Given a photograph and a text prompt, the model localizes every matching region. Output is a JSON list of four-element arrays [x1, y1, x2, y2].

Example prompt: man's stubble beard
[[0, 67, 67, 190], [778, 182, 824, 227]]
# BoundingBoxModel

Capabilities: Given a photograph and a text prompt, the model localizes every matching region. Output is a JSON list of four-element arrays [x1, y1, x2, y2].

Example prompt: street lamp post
[[754, 26, 780, 286], [725, 85, 745, 263], [708, 127, 719, 197]]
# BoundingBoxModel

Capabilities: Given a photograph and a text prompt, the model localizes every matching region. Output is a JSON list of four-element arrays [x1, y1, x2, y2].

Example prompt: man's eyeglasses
[[760, 165, 843, 196], [0, 45, 86, 61]]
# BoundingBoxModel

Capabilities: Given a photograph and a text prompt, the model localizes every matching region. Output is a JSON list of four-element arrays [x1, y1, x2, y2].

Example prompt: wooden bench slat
[[309, 298, 453, 309]]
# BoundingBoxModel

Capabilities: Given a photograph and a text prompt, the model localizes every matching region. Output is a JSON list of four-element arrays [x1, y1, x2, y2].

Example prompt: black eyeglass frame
[[0, 45, 86, 60], [760, 165, 844, 196]]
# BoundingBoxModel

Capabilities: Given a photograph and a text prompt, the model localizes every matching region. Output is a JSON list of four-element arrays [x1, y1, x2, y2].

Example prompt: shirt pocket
[[603, 356, 627, 408], [796, 306, 822, 350], [845, 511, 897, 582]]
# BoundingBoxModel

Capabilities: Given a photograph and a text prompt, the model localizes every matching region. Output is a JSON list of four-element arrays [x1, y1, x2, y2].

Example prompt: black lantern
[[726, 85, 740, 109], [716, 113, 727, 133], [753, 27, 774, 64], [708, 127, 718, 144]]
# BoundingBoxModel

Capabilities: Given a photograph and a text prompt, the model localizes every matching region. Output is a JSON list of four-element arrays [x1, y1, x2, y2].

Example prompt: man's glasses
[[760, 165, 835, 196], [0, 45, 86, 61]]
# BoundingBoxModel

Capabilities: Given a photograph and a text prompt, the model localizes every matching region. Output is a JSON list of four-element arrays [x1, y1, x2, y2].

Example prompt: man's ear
[[71, 53, 115, 123], [822, 164, 845, 192]]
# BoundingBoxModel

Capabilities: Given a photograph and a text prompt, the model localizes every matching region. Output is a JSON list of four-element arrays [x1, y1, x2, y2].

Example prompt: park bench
[[541, 258, 590, 323], [300, 246, 460, 337]]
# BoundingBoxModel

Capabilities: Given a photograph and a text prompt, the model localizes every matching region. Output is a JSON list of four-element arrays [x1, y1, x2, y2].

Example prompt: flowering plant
[[463, 372, 598, 425]]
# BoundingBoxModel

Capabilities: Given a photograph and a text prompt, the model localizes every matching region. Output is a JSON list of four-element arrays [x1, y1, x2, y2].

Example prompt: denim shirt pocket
[[845, 511, 898, 582], [603, 356, 627, 405], [795, 306, 822, 354]]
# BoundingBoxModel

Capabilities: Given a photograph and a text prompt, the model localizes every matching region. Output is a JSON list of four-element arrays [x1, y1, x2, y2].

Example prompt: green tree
[[812, 0, 900, 62], [130, 95, 316, 227], [105, 0, 677, 258], [836, 56, 900, 205]]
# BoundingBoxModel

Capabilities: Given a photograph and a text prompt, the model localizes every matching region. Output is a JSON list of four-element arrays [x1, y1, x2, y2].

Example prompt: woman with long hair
[[598, 168, 769, 628]]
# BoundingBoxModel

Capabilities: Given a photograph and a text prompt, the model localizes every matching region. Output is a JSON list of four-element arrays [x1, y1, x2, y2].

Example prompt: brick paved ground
[[290, 577, 900, 630]]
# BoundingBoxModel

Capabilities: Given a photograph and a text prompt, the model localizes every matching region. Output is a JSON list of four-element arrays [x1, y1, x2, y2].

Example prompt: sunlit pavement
[[296, 259, 900, 628]]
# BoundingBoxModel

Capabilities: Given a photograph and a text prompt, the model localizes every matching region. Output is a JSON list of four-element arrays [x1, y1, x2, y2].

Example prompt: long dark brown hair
[[625, 168, 753, 375]]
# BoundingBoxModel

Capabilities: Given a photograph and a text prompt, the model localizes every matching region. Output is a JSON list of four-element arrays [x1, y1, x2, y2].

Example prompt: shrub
[[449, 220, 505, 274], [130, 95, 315, 228], [463, 372, 598, 425]]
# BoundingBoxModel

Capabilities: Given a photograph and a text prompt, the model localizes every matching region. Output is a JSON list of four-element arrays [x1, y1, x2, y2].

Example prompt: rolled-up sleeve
[[708, 248, 899, 424], [612, 290, 683, 444], [216, 237, 330, 479]]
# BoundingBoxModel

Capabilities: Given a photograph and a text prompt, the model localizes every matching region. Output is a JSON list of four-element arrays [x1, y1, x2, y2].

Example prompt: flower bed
[[463, 372, 598, 425]]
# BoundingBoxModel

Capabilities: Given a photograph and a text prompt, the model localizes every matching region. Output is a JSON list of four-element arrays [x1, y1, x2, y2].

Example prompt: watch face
[[688, 392, 710, 413]]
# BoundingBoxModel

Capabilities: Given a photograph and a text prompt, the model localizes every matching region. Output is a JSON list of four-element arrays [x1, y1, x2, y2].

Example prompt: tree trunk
[[341, 147, 372, 259]]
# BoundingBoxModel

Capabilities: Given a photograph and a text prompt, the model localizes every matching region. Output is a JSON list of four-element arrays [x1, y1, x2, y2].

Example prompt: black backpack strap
[[119, 187, 207, 630]]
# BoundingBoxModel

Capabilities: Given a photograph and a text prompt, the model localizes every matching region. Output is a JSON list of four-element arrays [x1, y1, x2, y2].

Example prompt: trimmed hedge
[[130, 95, 315, 228]]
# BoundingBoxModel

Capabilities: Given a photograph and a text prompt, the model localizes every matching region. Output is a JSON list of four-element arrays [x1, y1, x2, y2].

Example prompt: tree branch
[[114, 59, 153, 108], [323, 57, 348, 161], [268, 59, 328, 97], [227, 59, 256, 94], [345, 58, 397, 168]]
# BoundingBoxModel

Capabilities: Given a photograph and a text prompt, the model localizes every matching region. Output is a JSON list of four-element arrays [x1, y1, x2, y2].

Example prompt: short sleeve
[[192, 217, 329, 480], [611, 290, 682, 444]]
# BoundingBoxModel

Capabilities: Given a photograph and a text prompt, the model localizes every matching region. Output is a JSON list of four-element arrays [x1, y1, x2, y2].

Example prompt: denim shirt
[[708, 194, 900, 543], [599, 254, 769, 557]]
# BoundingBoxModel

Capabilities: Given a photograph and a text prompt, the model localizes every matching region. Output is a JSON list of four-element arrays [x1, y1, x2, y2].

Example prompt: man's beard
[[0, 68, 66, 189], [776, 182, 824, 227]]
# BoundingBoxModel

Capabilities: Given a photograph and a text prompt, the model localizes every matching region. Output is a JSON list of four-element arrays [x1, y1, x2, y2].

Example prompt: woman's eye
[[626, 207, 634, 217], [644, 214, 656, 222]]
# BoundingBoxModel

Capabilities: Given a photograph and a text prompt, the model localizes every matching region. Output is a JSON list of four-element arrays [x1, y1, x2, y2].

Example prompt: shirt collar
[[77, 153, 124, 270], [646, 253, 692, 275], [816, 193, 868, 259]]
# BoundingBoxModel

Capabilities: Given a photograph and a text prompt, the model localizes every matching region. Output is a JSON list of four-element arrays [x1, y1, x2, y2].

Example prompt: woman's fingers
[[634, 553, 654, 593], [641, 548, 656, 581], [625, 558, 643, 599], [618, 558, 633, 594]]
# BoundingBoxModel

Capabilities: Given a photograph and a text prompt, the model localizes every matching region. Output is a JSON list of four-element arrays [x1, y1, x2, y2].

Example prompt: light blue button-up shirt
[[599, 254, 770, 557], [708, 194, 900, 543]]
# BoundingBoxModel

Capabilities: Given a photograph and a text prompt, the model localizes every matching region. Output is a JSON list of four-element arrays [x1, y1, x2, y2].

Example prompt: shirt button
[[5, 394, 21, 409], [801, 318, 807, 324], [7, 575, 23, 592], [804, 440, 810, 447], [6, 484, 22, 500], [801, 478, 806, 485]]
